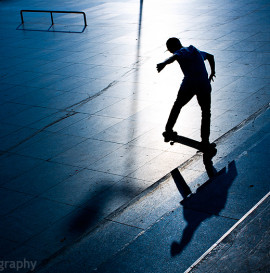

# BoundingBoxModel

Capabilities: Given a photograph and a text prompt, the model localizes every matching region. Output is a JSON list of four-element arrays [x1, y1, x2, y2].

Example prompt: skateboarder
[[157, 37, 216, 146]]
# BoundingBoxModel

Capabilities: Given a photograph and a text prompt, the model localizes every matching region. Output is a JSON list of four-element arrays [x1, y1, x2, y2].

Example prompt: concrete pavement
[[35, 104, 270, 273], [0, 0, 270, 272]]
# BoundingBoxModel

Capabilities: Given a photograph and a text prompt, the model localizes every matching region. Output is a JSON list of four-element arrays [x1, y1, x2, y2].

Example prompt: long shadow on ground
[[171, 160, 237, 256]]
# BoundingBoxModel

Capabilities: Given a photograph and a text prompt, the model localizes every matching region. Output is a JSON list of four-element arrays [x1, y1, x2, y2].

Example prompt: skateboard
[[163, 132, 217, 157]]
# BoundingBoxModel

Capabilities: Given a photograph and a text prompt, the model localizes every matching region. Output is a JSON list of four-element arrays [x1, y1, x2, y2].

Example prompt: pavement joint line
[[101, 172, 172, 219], [180, 205, 241, 222], [0, 79, 121, 157], [67, 79, 119, 111], [0, 110, 78, 157], [213, 102, 269, 145], [92, 229, 147, 273], [34, 217, 114, 270], [105, 219, 144, 231], [184, 191, 270, 273], [235, 132, 270, 161]]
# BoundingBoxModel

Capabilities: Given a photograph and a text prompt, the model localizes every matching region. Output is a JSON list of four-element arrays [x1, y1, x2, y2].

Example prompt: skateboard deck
[[163, 133, 217, 157]]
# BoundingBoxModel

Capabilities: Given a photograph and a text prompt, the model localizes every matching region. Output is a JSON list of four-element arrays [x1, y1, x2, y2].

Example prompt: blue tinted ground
[[0, 0, 269, 272]]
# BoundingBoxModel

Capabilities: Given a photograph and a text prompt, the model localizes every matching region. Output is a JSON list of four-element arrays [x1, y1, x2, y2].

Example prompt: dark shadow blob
[[68, 180, 142, 235], [170, 150, 217, 200], [68, 185, 110, 235], [203, 152, 218, 178], [171, 160, 237, 257], [171, 168, 192, 198]]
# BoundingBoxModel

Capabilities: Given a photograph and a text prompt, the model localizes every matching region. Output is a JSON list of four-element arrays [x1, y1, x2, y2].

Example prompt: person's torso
[[174, 45, 208, 79]]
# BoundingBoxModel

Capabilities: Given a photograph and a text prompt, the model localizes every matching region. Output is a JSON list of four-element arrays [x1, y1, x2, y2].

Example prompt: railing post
[[83, 12, 87, 26], [50, 11, 54, 25], [20, 10, 24, 24]]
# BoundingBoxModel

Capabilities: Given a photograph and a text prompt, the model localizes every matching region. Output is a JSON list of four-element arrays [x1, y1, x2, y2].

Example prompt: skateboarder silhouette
[[157, 37, 216, 146]]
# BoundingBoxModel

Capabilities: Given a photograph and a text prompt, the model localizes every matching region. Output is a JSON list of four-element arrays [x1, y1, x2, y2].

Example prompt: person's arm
[[156, 54, 177, 73], [205, 53, 216, 82]]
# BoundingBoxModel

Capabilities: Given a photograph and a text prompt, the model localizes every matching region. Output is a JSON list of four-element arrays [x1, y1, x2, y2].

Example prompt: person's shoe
[[162, 130, 177, 142]]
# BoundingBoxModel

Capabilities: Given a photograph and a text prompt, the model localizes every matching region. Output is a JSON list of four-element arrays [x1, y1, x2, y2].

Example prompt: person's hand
[[209, 72, 216, 82], [156, 63, 166, 73]]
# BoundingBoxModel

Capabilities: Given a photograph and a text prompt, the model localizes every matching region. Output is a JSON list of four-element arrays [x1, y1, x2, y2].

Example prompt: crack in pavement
[[0, 62, 143, 157], [0, 79, 121, 156]]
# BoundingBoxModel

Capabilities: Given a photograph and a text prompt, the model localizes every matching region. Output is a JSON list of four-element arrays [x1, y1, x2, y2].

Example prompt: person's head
[[166, 37, 182, 53]]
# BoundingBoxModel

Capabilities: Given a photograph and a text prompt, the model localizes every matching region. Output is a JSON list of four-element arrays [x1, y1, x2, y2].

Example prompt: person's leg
[[165, 80, 195, 133], [196, 81, 212, 144]]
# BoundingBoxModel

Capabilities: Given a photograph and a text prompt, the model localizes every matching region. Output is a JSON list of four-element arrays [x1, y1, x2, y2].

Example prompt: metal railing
[[20, 10, 87, 31]]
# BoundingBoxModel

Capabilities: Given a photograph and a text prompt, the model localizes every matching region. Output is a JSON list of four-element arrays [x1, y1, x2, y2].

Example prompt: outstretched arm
[[156, 54, 177, 73], [205, 53, 216, 82]]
